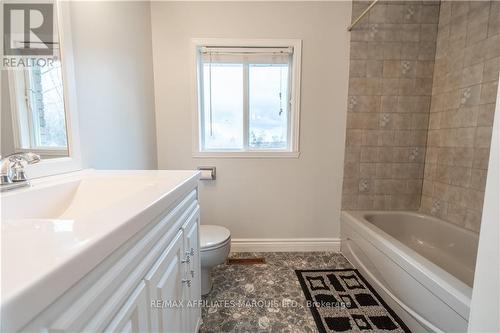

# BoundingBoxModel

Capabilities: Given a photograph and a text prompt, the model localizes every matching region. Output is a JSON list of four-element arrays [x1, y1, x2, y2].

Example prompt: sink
[[2, 180, 80, 220], [1, 176, 158, 221]]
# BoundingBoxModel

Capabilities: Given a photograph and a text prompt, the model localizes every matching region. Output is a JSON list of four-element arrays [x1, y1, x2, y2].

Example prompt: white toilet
[[199, 225, 231, 295]]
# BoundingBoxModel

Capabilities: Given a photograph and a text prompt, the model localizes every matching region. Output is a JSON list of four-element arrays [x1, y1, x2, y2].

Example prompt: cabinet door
[[145, 231, 186, 333], [104, 282, 149, 333], [182, 208, 201, 332]]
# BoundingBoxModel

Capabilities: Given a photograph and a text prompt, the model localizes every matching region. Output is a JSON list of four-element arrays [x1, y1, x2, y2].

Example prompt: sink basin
[[1, 174, 177, 221], [2, 180, 80, 220]]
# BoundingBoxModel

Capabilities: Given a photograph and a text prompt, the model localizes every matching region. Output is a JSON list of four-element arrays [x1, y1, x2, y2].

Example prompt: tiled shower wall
[[342, 1, 440, 210], [420, 1, 500, 232], [342, 0, 499, 233]]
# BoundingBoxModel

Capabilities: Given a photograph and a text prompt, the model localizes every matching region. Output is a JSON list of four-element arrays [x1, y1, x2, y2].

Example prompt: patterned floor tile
[[200, 252, 352, 333]]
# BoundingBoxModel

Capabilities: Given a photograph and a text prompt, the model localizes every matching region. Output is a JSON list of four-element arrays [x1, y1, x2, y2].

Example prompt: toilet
[[200, 225, 231, 295]]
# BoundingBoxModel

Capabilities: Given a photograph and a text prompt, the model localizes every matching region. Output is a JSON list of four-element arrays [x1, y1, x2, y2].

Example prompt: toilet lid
[[200, 225, 231, 250]]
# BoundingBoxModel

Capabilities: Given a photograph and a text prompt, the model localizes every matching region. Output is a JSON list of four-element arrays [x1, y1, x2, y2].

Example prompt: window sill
[[192, 151, 300, 159], [15, 147, 68, 156]]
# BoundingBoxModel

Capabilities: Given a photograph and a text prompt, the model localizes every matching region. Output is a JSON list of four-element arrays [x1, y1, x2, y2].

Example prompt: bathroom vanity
[[1, 170, 201, 332]]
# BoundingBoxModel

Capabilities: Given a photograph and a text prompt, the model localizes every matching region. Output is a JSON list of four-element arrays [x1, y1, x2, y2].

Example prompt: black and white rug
[[296, 269, 411, 333]]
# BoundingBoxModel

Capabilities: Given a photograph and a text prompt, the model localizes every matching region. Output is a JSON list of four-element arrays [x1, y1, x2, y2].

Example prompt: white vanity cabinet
[[146, 209, 201, 333], [104, 281, 150, 333], [182, 214, 201, 333], [19, 188, 202, 333]]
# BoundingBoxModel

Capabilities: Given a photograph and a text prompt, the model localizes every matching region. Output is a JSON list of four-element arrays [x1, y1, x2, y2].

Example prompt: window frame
[[8, 64, 68, 157], [191, 38, 302, 158]]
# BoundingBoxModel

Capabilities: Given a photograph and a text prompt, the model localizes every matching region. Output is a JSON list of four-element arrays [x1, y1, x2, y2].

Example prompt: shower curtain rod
[[347, 0, 379, 31]]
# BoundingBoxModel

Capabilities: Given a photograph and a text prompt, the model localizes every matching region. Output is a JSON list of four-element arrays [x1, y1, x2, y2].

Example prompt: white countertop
[[1, 169, 200, 331]]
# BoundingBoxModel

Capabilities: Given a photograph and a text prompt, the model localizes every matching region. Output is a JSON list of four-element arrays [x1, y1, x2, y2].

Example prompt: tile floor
[[199, 252, 352, 333]]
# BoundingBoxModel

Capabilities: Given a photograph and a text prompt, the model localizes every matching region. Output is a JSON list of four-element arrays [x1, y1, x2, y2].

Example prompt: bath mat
[[226, 257, 266, 265], [296, 269, 411, 333]]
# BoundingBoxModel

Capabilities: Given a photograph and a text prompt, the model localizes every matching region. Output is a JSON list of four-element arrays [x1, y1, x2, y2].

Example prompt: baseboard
[[230, 238, 341, 253]]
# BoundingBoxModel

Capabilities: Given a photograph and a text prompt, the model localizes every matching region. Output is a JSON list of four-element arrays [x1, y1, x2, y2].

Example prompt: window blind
[[200, 46, 293, 64]]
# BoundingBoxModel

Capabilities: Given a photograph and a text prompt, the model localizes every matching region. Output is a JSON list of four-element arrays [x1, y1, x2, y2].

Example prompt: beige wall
[[151, 2, 351, 239], [70, 1, 157, 169], [342, 1, 440, 211], [421, 1, 500, 232]]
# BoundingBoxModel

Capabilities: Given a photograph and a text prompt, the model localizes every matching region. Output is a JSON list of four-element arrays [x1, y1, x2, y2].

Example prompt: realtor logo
[[3, 3, 54, 56]]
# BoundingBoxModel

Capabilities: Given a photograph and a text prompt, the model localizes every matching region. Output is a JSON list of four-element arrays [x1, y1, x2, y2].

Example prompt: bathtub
[[341, 210, 479, 333]]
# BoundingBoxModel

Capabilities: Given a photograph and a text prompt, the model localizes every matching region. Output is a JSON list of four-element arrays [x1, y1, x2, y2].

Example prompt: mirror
[[1, 2, 69, 160]]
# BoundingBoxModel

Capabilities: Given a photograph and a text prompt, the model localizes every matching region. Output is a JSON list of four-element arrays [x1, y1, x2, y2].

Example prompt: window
[[193, 40, 301, 157], [8, 59, 68, 155]]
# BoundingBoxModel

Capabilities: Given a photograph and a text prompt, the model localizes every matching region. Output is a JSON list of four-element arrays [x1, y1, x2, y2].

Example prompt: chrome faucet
[[0, 152, 41, 191]]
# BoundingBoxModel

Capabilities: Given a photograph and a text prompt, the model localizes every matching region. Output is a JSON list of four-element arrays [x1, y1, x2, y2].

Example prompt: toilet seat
[[200, 225, 231, 252]]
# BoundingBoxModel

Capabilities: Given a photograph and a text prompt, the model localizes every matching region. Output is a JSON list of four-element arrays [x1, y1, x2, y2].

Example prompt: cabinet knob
[[182, 279, 192, 287], [190, 270, 195, 278], [181, 255, 191, 264]]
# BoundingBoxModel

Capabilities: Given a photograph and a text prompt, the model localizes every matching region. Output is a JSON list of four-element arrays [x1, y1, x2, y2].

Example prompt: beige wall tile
[[347, 113, 379, 129], [474, 126, 493, 148], [448, 128, 475, 147], [418, 41, 437, 60], [376, 163, 395, 178], [350, 60, 367, 77], [360, 163, 377, 177], [367, 60, 384, 78], [382, 78, 400, 95], [473, 148, 491, 169], [464, 210, 482, 232], [471, 168, 488, 190], [344, 162, 360, 179], [382, 42, 402, 60], [465, 1, 490, 46], [460, 84, 482, 106], [342, 194, 358, 210], [349, 95, 381, 113], [381, 96, 398, 112], [464, 39, 487, 67], [360, 147, 379, 162], [461, 63, 484, 88], [480, 80, 499, 104], [416, 60, 435, 78], [452, 147, 474, 167], [386, 4, 404, 24], [461, 188, 484, 211], [343, 178, 359, 194], [401, 42, 420, 60], [373, 195, 392, 210], [349, 78, 382, 95], [383, 60, 401, 78], [485, 34, 500, 60], [421, 4, 440, 24], [483, 56, 500, 82], [357, 195, 374, 209], [477, 103, 496, 126], [346, 129, 363, 147], [488, 1, 500, 37], [421, 24, 438, 41]]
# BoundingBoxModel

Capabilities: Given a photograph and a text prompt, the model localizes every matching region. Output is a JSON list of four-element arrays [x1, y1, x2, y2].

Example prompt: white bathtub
[[341, 210, 479, 333]]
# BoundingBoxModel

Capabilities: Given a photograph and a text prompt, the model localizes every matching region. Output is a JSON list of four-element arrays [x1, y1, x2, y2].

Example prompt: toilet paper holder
[[197, 166, 216, 180]]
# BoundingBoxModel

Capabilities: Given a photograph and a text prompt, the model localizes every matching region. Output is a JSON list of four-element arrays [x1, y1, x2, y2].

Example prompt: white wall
[[70, 1, 157, 169], [468, 76, 500, 333], [151, 2, 351, 241]]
